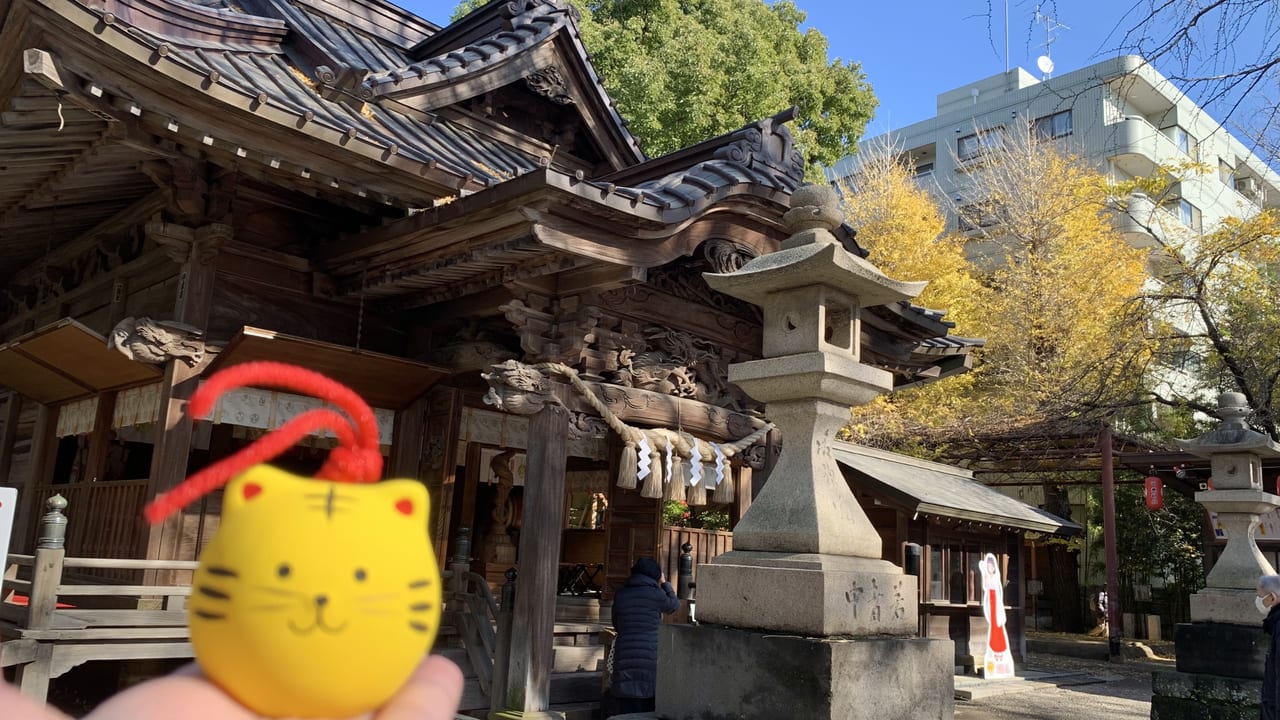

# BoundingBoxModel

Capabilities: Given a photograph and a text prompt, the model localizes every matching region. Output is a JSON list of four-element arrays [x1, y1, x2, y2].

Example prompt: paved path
[[955, 652, 1166, 720]]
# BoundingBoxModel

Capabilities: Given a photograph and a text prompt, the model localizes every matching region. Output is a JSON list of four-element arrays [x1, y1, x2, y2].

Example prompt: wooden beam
[[0, 394, 21, 486], [554, 264, 646, 295], [0, 127, 112, 227], [500, 402, 569, 716], [142, 359, 203, 568], [22, 49, 66, 93], [84, 392, 116, 484], [143, 222, 224, 570], [373, 252, 588, 311], [424, 387, 462, 567], [13, 405, 57, 553], [4, 190, 167, 286]]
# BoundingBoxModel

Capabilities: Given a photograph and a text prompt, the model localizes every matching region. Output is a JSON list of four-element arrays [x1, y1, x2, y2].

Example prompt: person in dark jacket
[[1259, 574, 1280, 720], [608, 557, 680, 714]]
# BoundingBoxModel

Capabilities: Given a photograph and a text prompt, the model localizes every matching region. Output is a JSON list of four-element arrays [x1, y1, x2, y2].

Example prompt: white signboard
[[0, 487, 16, 589]]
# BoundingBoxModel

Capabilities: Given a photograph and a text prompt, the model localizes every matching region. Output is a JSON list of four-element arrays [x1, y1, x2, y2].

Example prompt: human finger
[[373, 655, 464, 720], [0, 680, 72, 720], [82, 668, 252, 720]]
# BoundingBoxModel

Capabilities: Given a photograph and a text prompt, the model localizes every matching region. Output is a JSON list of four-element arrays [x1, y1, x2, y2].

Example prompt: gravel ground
[[955, 653, 1170, 720]]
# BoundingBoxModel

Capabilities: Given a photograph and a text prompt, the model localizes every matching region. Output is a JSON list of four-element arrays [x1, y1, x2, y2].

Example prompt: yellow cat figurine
[[187, 465, 442, 718]]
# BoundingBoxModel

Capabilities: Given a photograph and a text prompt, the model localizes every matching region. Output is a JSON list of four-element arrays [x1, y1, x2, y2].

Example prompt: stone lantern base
[[650, 624, 953, 720], [1150, 622, 1268, 720], [692, 551, 918, 636]]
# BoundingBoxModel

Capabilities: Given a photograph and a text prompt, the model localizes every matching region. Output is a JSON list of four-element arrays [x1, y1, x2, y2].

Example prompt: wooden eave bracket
[[23, 49, 66, 92]]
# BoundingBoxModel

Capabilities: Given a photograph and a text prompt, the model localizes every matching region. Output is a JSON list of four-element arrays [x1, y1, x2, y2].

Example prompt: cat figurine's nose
[[315, 594, 328, 607]]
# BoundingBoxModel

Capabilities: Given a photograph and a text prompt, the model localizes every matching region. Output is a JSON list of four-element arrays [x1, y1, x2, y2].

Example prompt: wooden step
[[436, 644, 604, 678], [549, 701, 600, 720], [553, 645, 605, 673], [553, 621, 606, 647], [459, 671, 602, 713], [555, 596, 611, 624]]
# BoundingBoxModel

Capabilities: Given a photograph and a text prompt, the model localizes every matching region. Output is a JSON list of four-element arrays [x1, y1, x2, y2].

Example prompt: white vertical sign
[[0, 487, 16, 587]]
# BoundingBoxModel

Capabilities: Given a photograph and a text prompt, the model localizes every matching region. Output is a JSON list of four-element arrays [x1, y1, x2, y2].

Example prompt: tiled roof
[[361, 0, 645, 164], [108, 0, 542, 187], [834, 442, 1080, 535], [555, 110, 805, 222], [363, 7, 566, 96]]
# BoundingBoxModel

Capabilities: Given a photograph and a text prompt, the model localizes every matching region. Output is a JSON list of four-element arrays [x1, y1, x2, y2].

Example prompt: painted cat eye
[[354, 568, 367, 582], [277, 563, 291, 578]]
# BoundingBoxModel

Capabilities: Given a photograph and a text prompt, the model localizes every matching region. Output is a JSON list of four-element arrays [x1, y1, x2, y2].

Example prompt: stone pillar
[[646, 186, 954, 720], [1151, 392, 1280, 719]]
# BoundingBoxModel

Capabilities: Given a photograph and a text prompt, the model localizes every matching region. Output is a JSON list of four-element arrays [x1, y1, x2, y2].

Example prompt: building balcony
[[1105, 116, 1191, 179], [1109, 193, 1186, 250]]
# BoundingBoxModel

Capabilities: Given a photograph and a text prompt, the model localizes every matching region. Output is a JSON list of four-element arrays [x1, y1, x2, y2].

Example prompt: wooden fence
[[659, 526, 732, 587], [19, 480, 151, 582]]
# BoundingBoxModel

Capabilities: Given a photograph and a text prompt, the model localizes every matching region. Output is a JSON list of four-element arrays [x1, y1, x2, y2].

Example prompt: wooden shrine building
[[0, 0, 980, 712], [836, 442, 1079, 670]]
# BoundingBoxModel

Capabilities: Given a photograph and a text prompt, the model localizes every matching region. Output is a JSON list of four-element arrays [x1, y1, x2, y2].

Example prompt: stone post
[[646, 186, 955, 720], [1150, 392, 1280, 718]]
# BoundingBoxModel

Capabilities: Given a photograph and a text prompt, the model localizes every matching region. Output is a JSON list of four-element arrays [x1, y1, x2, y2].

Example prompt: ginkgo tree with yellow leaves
[[1114, 166, 1280, 439], [837, 130, 1170, 633], [838, 127, 1153, 444]]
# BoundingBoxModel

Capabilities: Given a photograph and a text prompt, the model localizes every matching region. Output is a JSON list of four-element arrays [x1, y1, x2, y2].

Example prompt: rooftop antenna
[[1004, 0, 1009, 73], [1033, 4, 1069, 80]]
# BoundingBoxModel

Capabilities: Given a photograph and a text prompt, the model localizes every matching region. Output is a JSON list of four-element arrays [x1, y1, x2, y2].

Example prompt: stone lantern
[[1176, 391, 1280, 621], [1150, 392, 1280, 718], [647, 185, 953, 720]]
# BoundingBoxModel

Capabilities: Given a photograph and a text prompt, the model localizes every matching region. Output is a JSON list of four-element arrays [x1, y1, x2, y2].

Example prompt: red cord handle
[[144, 361, 384, 524]]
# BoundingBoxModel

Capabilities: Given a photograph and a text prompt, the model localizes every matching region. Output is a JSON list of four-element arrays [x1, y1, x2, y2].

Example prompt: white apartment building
[[827, 56, 1280, 244]]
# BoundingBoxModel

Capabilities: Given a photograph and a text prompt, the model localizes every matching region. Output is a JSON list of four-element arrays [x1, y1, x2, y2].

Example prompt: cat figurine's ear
[[223, 465, 301, 513], [373, 478, 430, 524]]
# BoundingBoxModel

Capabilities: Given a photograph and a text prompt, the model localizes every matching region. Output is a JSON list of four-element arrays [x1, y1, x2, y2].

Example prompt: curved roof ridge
[[90, 0, 288, 51], [356, 0, 645, 166], [361, 8, 568, 95]]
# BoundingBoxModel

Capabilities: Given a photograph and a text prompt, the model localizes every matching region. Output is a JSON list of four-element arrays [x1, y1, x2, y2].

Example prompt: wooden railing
[[441, 528, 500, 697], [2, 495, 196, 701]]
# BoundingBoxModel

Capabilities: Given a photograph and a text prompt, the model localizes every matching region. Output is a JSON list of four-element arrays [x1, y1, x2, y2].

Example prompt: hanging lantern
[[1144, 475, 1164, 510]]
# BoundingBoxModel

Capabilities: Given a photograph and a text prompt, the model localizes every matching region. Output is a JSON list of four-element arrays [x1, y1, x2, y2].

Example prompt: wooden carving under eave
[[425, 320, 518, 373], [0, 234, 145, 319], [141, 160, 209, 222], [500, 296, 603, 366], [145, 222, 229, 266], [604, 326, 755, 412], [483, 359, 766, 442], [107, 316, 206, 366], [481, 360, 561, 416], [524, 66, 574, 105]]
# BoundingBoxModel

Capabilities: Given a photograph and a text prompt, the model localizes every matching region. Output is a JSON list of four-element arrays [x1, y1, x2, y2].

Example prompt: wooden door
[[602, 444, 660, 600]]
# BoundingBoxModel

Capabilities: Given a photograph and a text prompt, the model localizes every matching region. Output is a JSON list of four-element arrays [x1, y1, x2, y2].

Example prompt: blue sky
[[400, 1, 1260, 139], [796, 0, 1148, 134]]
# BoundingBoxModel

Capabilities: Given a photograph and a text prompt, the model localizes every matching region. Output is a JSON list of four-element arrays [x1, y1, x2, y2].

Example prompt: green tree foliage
[[451, 0, 877, 172], [1085, 480, 1205, 620]]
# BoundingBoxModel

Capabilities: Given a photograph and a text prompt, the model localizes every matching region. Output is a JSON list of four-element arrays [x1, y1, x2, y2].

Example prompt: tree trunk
[[1043, 484, 1084, 632], [1047, 544, 1084, 631]]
